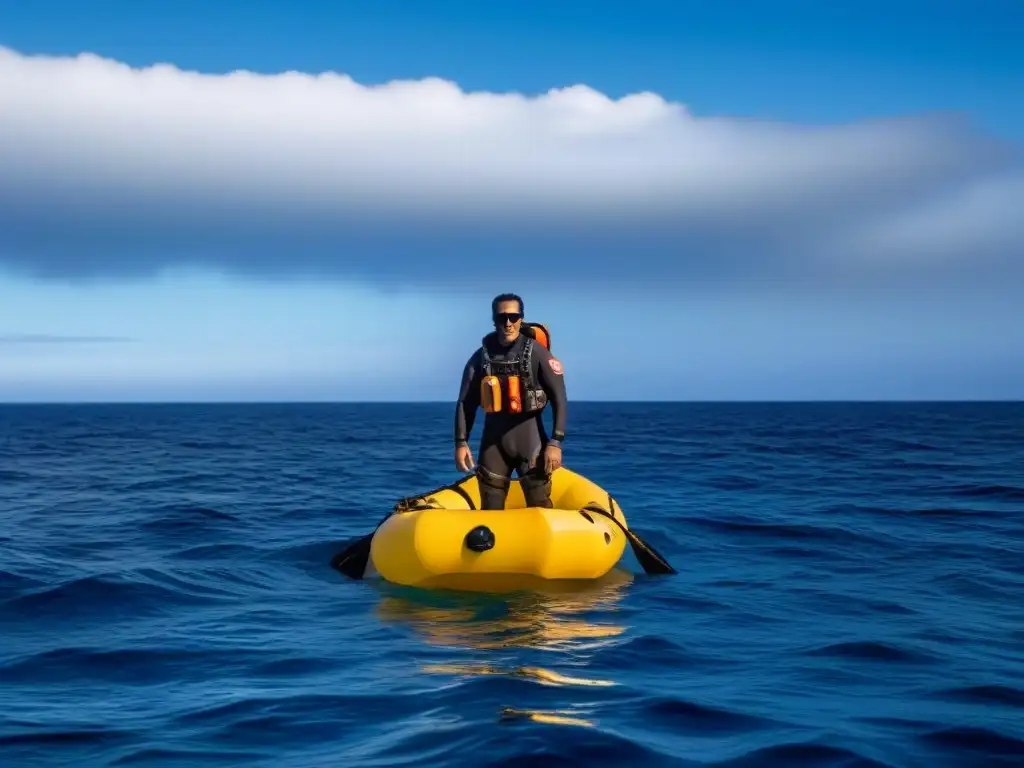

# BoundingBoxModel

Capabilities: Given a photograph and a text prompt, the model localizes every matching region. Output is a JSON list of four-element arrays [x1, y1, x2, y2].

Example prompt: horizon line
[[0, 398, 1021, 406]]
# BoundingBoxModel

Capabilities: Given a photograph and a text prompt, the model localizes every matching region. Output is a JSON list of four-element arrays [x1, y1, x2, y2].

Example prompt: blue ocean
[[2, 402, 1022, 767]]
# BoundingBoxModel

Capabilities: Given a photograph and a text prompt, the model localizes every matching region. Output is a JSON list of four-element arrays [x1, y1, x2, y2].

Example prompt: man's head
[[491, 293, 524, 344]]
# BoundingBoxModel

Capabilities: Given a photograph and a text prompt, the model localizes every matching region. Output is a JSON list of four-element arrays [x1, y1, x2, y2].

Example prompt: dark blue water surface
[[2, 402, 1023, 767]]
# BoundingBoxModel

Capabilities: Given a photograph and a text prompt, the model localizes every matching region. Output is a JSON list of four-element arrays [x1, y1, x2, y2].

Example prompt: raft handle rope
[[391, 474, 478, 515]]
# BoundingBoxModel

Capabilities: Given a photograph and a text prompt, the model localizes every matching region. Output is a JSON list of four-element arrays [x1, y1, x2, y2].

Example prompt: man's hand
[[455, 443, 475, 473], [543, 443, 562, 474]]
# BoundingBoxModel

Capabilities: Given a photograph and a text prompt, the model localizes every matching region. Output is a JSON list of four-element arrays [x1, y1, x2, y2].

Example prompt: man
[[453, 293, 568, 510]]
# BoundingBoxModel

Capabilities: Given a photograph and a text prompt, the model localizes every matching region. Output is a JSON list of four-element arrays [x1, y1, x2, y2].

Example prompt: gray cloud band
[[0, 46, 1020, 294]]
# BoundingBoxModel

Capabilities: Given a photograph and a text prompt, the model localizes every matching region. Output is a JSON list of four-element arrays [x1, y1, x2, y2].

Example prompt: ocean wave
[[0, 646, 261, 685], [801, 640, 938, 665], [685, 516, 884, 547], [919, 725, 1024, 764], [111, 748, 276, 765], [946, 483, 1024, 501], [1, 572, 216, 621], [632, 695, 780, 735], [2, 402, 1023, 767], [932, 683, 1024, 708], [713, 742, 897, 768], [0, 727, 138, 748]]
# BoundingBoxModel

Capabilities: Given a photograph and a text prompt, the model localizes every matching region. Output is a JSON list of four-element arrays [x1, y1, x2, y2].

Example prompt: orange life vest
[[480, 323, 551, 415]]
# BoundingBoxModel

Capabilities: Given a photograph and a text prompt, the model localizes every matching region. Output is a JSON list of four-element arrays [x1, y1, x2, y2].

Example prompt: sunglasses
[[494, 312, 522, 325]]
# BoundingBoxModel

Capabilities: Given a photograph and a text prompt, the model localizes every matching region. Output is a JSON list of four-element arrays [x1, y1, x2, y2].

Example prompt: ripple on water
[[2, 402, 1024, 767]]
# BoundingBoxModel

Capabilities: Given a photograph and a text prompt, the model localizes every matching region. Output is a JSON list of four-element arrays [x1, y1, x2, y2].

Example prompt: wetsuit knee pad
[[476, 465, 511, 490], [476, 465, 511, 510], [519, 466, 553, 508]]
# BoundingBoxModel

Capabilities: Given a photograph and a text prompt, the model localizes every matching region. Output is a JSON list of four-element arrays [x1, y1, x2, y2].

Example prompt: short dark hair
[[491, 293, 524, 316]]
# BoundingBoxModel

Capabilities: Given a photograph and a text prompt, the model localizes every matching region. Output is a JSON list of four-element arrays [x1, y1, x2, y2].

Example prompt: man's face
[[493, 300, 522, 343]]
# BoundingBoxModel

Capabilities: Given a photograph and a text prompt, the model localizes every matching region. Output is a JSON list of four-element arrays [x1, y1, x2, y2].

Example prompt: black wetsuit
[[454, 331, 568, 510]]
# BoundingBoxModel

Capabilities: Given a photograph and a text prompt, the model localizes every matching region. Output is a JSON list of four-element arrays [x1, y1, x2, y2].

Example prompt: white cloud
[[0, 333, 134, 344], [0, 45, 1020, 292]]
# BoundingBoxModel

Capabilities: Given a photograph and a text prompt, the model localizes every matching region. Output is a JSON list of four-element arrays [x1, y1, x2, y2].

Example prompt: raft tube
[[369, 467, 629, 590]]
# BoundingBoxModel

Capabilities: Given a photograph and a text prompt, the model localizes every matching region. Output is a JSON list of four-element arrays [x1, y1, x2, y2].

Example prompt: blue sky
[[1, 0, 1022, 401]]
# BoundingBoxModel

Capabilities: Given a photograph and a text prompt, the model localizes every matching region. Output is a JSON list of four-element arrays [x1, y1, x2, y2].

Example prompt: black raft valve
[[464, 525, 496, 553]]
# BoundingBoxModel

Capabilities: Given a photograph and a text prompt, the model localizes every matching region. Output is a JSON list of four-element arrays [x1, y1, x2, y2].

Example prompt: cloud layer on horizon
[[0, 333, 134, 344], [0, 46, 1021, 295]]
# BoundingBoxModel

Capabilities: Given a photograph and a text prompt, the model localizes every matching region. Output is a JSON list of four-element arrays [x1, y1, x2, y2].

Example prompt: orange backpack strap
[[524, 322, 551, 350]]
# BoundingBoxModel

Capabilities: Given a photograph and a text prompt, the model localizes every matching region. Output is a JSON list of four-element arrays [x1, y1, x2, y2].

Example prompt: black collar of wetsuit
[[481, 331, 527, 354]]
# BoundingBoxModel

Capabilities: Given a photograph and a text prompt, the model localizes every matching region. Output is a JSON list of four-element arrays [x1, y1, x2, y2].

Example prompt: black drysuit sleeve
[[532, 343, 567, 442], [454, 350, 481, 444]]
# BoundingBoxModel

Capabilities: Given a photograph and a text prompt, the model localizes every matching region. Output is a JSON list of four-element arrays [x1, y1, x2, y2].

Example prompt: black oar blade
[[330, 533, 373, 580], [581, 503, 677, 576], [623, 528, 677, 575]]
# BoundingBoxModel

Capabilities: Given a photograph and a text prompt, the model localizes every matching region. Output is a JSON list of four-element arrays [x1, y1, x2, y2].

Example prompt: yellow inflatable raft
[[368, 467, 629, 590]]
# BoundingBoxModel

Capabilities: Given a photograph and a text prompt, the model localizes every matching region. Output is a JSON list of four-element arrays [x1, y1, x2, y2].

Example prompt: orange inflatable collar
[[521, 322, 551, 350]]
